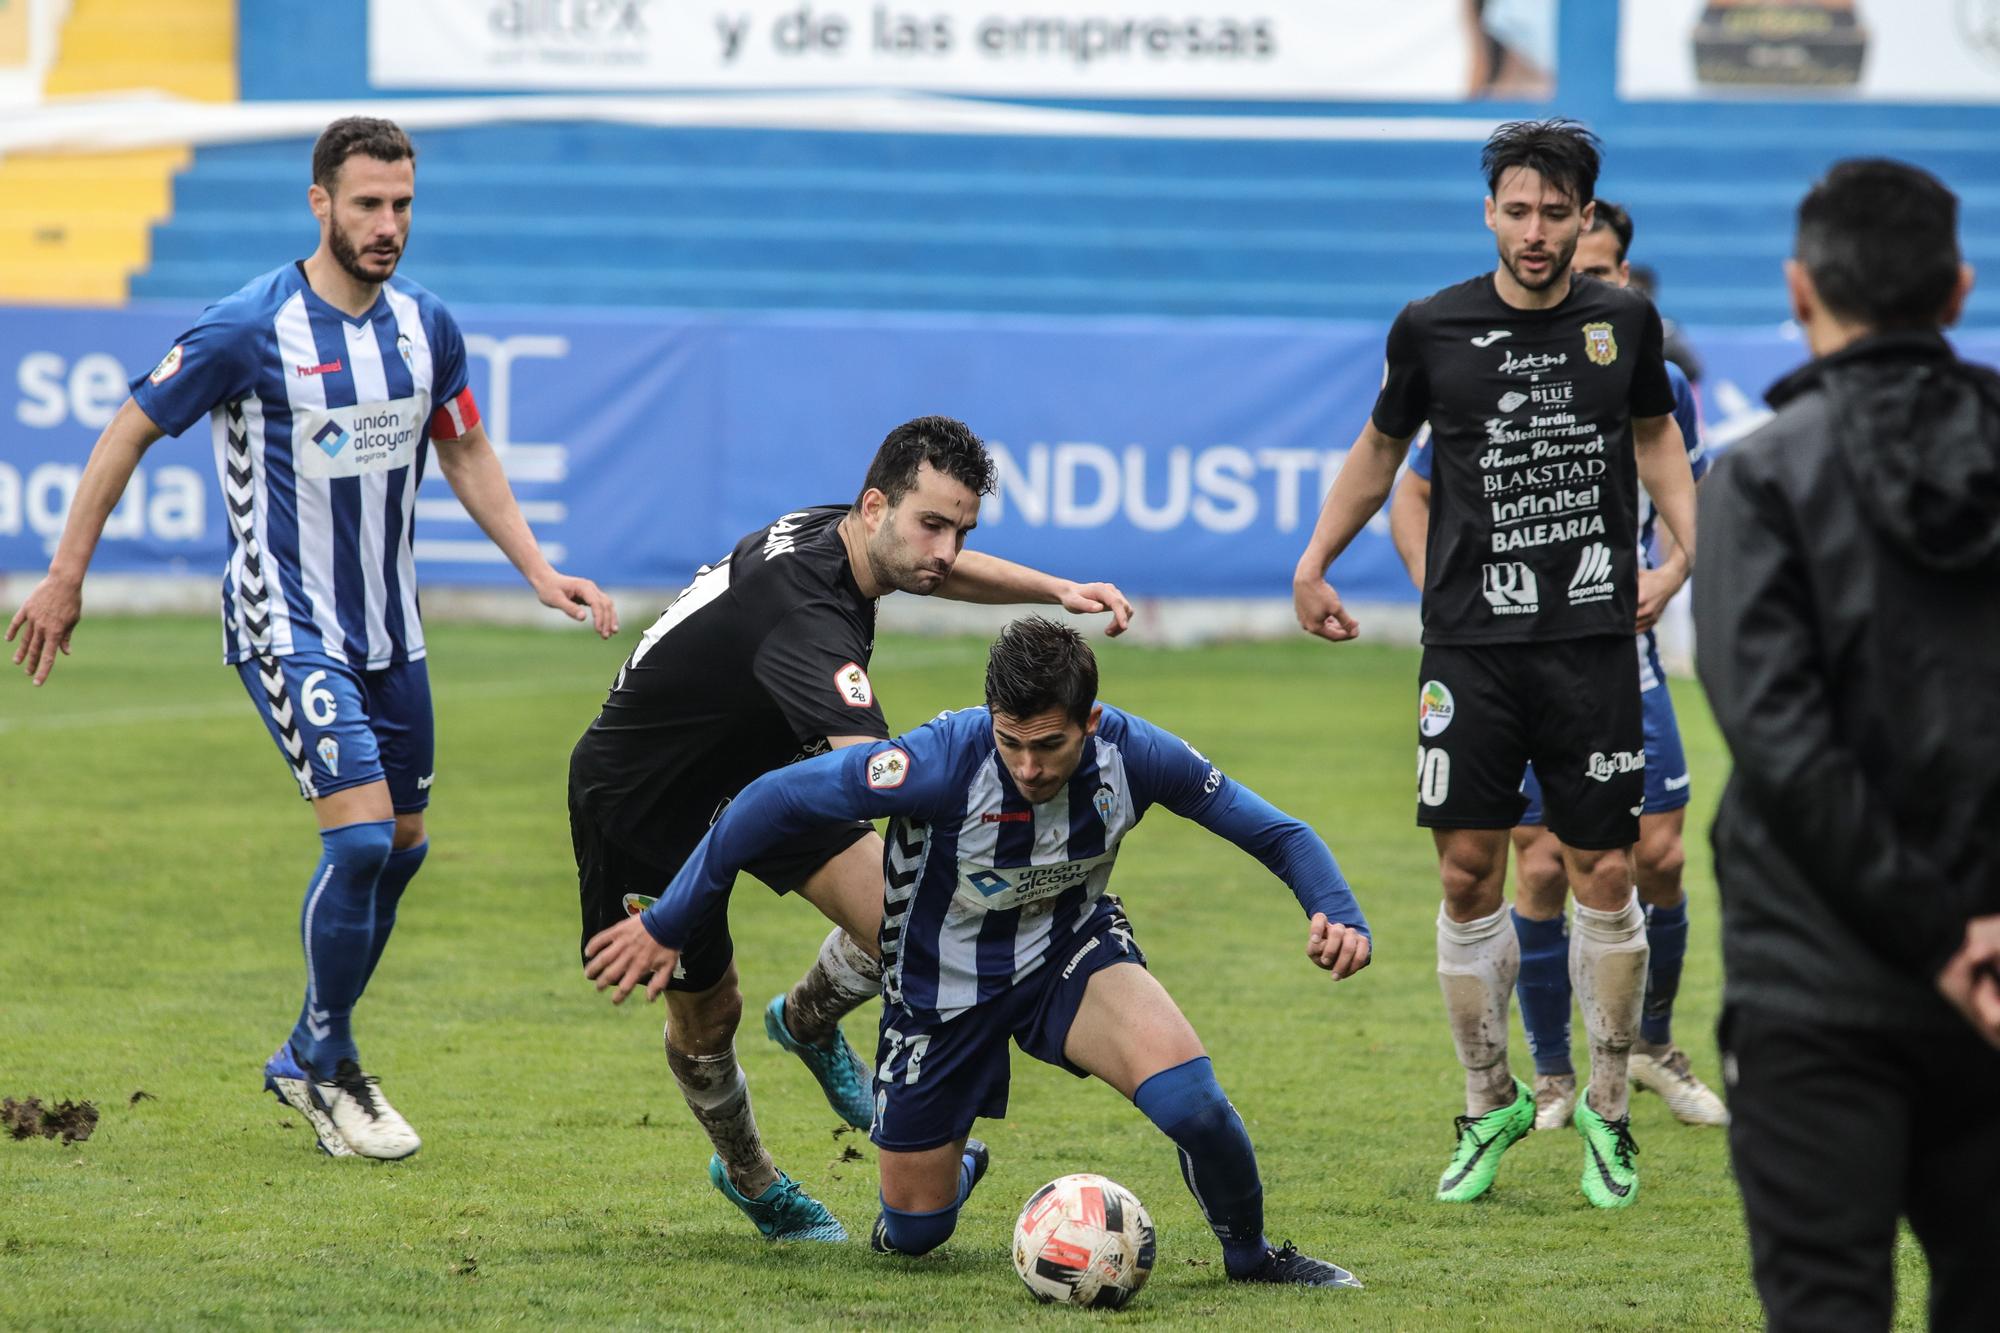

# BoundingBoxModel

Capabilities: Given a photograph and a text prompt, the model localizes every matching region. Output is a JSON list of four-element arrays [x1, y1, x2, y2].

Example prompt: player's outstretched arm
[[936, 550, 1133, 636], [1292, 420, 1409, 642], [7, 399, 164, 685], [585, 730, 950, 1003], [433, 422, 618, 638], [1388, 471, 1431, 591]]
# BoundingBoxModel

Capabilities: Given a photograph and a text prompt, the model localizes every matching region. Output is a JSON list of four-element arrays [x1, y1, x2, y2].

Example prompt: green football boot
[[1435, 1077, 1535, 1202], [1574, 1087, 1641, 1209]]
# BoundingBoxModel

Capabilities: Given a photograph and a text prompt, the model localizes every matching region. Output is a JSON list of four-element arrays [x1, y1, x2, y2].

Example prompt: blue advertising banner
[[5, 301, 1997, 604]]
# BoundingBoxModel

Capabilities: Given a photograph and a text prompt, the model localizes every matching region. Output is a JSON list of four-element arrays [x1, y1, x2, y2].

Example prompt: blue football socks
[[289, 819, 393, 1072], [1641, 900, 1689, 1047], [1134, 1056, 1268, 1277], [876, 1143, 985, 1255], [1512, 909, 1575, 1076], [361, 838, 427, 990]]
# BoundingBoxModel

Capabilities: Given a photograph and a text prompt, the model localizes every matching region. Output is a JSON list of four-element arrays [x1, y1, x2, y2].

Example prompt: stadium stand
[[0, 0, 232, 304]]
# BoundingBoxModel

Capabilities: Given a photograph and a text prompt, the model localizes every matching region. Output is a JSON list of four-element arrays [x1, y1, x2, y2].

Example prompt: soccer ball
[[1011, 1173, 1156, 1309]]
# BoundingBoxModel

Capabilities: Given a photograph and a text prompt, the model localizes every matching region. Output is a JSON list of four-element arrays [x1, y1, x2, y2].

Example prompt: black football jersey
[[1373, 273, 1677, 645], [570, 505, 889, 859]]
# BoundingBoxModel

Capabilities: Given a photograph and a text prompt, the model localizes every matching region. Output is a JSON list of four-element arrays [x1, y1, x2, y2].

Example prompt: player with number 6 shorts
[[5, 117, 619, 1161]]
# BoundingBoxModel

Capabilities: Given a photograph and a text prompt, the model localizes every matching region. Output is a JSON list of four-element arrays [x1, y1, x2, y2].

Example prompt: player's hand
[[583, 914, 680, 1005], [1936, 915, 2000, 1049], [1292, 575, 1359, 643], [536, 570, 619, 639], [6, 573, 83, 686], [1634, 565, 1685, 634], [1307, 912, 1371, 980], [1057, 581, 1134, 637]]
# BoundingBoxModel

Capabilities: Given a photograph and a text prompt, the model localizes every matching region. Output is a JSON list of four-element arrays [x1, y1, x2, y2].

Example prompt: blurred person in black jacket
[[1694, 158, 2000, 1332]]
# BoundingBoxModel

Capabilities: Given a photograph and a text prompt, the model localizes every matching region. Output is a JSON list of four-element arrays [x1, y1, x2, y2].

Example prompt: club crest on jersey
[[1583, 322, 1618, 366], [1092, 783, 1116, 826], [148, 344, 183, 385], [622, 892, 656, 917], [396, 333, 414, 370], [835, 661, 874, 708], [1419, 680, 1455, 737], [867, 747, 910, 790], [316, 735, 340, 777]]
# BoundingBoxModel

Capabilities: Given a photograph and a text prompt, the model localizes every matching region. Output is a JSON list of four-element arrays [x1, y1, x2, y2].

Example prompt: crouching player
[[585, 617, 1373, 1287]]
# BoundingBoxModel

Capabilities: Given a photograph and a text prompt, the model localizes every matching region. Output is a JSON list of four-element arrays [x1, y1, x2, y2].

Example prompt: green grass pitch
[[0, 616, 1926, 1328]]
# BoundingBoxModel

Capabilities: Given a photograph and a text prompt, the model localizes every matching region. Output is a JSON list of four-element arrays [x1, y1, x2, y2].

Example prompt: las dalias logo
[[1583, 321, 1619, 366], [868, 747, 910, 790], [1419, 680, 1455, 737]]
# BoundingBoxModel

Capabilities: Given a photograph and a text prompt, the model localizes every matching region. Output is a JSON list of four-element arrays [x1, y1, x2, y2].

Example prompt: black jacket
[[1694, 331, 2000, 1029]]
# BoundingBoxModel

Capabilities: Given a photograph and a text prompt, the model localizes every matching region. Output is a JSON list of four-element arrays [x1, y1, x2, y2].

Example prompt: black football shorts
[[1413, 636, 1643, 850], [569, 785, 872, 994]]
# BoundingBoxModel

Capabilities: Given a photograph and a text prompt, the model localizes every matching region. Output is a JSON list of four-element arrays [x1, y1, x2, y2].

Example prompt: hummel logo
[[1470, 330, 1513, 347]]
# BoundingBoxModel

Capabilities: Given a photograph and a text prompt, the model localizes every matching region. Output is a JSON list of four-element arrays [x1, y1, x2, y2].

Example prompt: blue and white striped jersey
[[130, 263, 478, 668], [642, 704, 1368, 1021]]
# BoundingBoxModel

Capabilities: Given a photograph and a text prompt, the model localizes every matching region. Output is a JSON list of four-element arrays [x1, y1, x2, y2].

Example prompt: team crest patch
[[396, 332, 414, 370], [148, 344, 184, 385], [1583, 321, 1618, 366], [867, 747, 910, 790], [1092, 783, 1116, 826], [622, 892, 656, 917], [835, 661, 874, 708], [316, 735, 340, 777], [1419, 680, 1455, 737]]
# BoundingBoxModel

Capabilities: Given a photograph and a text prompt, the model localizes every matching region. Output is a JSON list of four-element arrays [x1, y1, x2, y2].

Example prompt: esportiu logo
[[1567, 541, 1615, 605]]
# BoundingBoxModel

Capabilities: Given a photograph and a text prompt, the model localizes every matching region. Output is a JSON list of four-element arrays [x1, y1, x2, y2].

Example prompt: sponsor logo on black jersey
[[1481, 562, 1539, 615], [1568, 542, 1616, 604]]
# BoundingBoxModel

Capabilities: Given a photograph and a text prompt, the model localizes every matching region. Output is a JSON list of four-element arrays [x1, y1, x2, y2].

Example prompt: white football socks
[[1437, 902, 1520, 1115], [1570, 891, 1650, 1121]]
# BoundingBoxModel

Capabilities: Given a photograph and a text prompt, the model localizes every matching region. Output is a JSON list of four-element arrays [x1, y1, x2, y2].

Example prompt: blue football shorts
[[235, 651, 434, 811], [869, 899, 1146, 1153]]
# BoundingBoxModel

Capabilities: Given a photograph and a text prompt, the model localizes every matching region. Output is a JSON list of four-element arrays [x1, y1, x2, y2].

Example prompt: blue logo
[[967, 869, 1011, 898], [313, 421, 349, 457], [1092, 783, 1116, 827]]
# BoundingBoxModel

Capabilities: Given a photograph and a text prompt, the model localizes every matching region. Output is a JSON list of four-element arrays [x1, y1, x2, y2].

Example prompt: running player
[[567, 420, 1135, 1242], [585, 616, 1371, 1287], [1291, 120, 1697, 1208], [1387, 201, 1727, 1131], [5, 118, 616, 1160]]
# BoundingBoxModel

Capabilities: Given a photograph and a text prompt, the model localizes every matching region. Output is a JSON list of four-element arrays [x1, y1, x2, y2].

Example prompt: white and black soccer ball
[[1011, 1173, 1156, 1309]]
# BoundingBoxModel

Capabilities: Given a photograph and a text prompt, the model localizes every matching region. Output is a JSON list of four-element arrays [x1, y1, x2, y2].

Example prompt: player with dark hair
[[1293, 119, 1697, 1208], [7, 116, 618, 1160], [584, 617, 1372, 1287], [567, 422, 1135, 1242], [1388, 199, 1727, 1132], [1697, 157, 2000, 1328]]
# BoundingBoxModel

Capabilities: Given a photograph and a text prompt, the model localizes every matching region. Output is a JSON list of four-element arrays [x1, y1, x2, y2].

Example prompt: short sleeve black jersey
[[569, 505, 889, 860], [1372, 272, 1677, 645]]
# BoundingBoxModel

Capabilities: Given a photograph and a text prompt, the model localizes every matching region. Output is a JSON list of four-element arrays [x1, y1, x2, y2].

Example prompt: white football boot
[[312, 1059, 422, 1159], [1629, 1046, 1730, 1126], [1531, 1072, 1579, 1131]]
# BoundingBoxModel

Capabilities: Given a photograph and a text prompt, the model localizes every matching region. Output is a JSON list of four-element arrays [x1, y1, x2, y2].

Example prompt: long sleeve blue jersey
[[642, 704, 1368, 1019]]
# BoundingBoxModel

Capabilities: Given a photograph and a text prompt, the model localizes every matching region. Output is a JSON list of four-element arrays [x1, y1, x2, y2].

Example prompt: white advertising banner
[[1620, 0, 2000, 101], [368, 0, 1556, 100]]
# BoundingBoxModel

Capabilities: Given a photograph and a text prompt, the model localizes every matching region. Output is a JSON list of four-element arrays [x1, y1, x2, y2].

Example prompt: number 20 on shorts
[[1418, 746, 1451, 807]]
